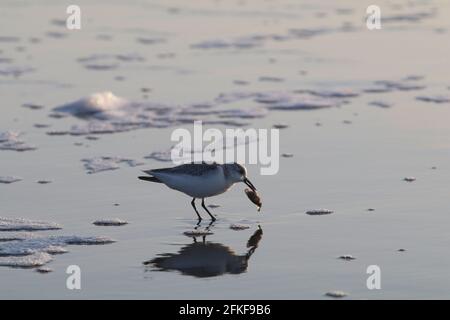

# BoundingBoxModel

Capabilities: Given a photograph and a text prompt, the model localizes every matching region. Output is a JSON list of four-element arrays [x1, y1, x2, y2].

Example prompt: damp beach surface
[[1, 0, 450, 299]]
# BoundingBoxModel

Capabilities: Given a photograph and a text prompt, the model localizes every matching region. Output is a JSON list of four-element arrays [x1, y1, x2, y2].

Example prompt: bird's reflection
[[144, 226, 263, 278]]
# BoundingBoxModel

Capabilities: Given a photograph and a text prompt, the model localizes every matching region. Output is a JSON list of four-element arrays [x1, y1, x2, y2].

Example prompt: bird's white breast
[[153, 166, 233, 198]]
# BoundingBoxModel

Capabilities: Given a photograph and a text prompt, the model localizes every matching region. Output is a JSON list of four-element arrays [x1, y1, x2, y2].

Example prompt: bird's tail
[[138, 176, 162, 183]]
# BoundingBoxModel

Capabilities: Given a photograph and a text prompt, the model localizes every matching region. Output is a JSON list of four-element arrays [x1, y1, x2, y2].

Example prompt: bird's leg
[[191, 198, 202, 221], [205, 220, 215, 231], [202, 198, 216, 221]]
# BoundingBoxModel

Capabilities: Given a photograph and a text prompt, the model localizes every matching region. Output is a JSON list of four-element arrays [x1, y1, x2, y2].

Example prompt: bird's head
[[224, 163, 257, 191]]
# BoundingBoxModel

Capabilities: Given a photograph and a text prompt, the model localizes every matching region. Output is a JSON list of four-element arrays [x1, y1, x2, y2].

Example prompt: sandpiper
[[138, 162, 257, 221]]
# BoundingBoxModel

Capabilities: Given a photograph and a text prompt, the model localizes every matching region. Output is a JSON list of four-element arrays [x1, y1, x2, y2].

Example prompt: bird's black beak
[[244, 178, 257, 191]]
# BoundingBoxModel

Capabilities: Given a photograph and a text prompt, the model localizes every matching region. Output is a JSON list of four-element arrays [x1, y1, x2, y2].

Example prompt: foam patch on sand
[[0, 252, 53, 268], [144, 150, 174, 162], [0, 232, 38, 242], [0, 234, 114, 268], [0, 65, 34, 77], [373, 80, 426, 92], [82, 156, 144, 174], [0, 131, 36, 152], [77, 53, 145, 70], [50, 90, 345, 136], [54, 91, 128, 118], [268, 98, 337, 110], [191, 28, 334, 50], [297, 89, 359, 98], [0, 176, 23, 184], [383, 10, 435, 23], [416, 95, 450, 104], [52, 92, 183, 134], [369, 100, 393, 108], [0, 235, 115, 256], [0, 217, 61, 231], [0, 216, 115, 269], [244, 90, 346, 111]]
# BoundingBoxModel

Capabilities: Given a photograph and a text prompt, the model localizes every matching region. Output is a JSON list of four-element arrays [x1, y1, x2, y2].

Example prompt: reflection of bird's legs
[[191, 198, 202, 221], [201, 198, 216, 221]]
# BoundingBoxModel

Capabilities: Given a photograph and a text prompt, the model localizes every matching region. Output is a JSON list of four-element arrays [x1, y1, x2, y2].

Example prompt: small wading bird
[[138, 162, 257, 221]]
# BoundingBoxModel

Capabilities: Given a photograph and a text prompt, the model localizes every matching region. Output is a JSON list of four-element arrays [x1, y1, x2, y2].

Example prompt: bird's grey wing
[[147, 163, 219, 176]]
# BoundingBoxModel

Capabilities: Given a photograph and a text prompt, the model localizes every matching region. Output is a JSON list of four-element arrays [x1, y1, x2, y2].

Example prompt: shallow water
[[1, 0, 450, 299]]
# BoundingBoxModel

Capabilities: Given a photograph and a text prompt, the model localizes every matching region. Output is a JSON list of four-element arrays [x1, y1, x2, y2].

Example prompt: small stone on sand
[[369, 100, 392, 108], [93, 219, 128, 226], [273, 124, 289, 129], [36, 267, 53, 274], [22, 103, 44, 110], [230, 224, 250, 231], [306, 209, 334, 215], [233, 80, 249, 86], [37, 180, 52, 184], [325, 291, 348, 298], [338, 255, 356, 261], [34, 124, 51, 129]]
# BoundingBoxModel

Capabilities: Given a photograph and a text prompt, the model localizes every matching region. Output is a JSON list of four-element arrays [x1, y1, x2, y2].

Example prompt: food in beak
[[245, 188, 262, 212]]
